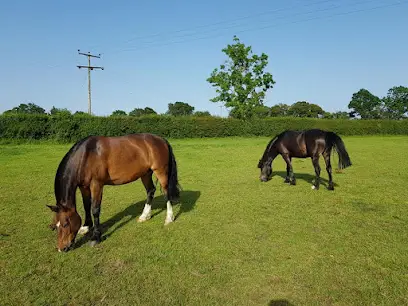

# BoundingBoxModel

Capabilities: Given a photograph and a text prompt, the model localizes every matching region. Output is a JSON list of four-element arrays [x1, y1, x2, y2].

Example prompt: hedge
[[1, 114, 408, 143]]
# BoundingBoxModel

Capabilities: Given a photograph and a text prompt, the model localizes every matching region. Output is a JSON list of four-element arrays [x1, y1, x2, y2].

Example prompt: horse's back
[[276, 130, 305, 156], [79, 133, 169, 185], [303, 129, 327, 138], [122, 133, 169, 166], [281, 129, 325, 138], [277, 129, 327, 157], [99, 133, 167, 153]]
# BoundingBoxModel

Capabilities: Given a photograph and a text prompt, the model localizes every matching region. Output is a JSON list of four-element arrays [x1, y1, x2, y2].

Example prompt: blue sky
[[1, 0, 407, 116]]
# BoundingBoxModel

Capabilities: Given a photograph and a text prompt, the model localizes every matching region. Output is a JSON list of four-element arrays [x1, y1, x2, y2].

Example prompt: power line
[[77, 50, 104, 115], [111, 0, 406, 54], [101, 0, 338, 48], [142, 0, 381, 46], [99, 0, 392, 54], [127, 0, 379, 45], [21, 0, 403, 70]]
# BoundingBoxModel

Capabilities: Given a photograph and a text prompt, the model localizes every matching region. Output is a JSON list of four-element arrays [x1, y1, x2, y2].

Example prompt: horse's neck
[[268, 147, 279, 161], [55, 150, 82, 208], [58, 176, 78, 208]]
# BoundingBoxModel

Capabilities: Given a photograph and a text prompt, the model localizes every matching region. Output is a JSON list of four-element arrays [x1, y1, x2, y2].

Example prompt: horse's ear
[[46, 205, 59, 213], [257, 159, 262, 168]]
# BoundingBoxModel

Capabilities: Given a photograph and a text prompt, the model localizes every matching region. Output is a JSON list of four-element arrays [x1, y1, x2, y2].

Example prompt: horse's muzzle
[[260, 176, 270, 182], [58, 241, 74, 252]]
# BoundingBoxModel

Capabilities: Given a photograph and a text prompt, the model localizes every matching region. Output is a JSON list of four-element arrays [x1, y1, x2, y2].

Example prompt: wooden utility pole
[[77, 50, 104, 115]]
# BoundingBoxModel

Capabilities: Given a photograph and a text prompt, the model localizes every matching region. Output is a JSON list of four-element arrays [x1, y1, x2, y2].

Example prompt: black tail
[[326, 132, 352, 169], [165, 139, 181, 202]]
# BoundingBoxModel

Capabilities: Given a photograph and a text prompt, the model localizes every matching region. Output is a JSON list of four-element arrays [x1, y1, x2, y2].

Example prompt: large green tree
[[324, 111, 350, 119], [167, 102, 194, 116], [73, 111, 91, 116], [287, 101, 324, 118], [253, 105, 271, 118], [348, 89, 382, 119], [382, 86, 408, 119], [110, 110, 127, 116], [269, 103, 290, 117], [230, 105, 270, 118], [335, 111, 351, 119], [50, 106, 71, 116], [194, 111, 211, 117], [4, 102, 45, 115], [129, 107, 157, 117], [207, 36, 276, 120]]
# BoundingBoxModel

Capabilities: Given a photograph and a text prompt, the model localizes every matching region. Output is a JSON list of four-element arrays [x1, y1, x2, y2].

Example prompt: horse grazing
[[46, 133, 181, 252], [257, 129, 352, 190]]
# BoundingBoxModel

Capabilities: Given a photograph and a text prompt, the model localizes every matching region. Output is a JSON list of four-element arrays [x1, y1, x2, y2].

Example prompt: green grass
[[1, 136, 408, 305]]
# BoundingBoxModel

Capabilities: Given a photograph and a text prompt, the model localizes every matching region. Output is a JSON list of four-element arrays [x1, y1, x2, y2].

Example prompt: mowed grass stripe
[[0, 136, 407, 305]]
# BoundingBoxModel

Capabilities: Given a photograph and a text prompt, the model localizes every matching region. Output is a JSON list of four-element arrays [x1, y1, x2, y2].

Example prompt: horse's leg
[[78, 186, 93, 235], [323, 151, 334, 190], [282, 154, 296, 185], [89, 181, 103, 244], [284, 157, 292, 183], [153, 169, 174, 225], [138, 171, 156, 223], [311, 155, 321, 190]]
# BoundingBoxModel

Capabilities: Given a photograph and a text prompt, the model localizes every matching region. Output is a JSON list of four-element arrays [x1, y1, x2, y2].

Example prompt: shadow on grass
[[271, 171, 339, 188], [74, 190, 200, 248], [268, 300, 295, 306]]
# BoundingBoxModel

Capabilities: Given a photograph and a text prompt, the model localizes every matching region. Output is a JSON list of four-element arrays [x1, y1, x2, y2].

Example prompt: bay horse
[[46, 133, 181, 252], [258, 129, 352, 190]]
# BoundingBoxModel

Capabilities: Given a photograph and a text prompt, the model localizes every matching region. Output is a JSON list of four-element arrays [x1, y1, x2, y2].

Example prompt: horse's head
[[258, 136, 279, 182], [258, 157, 273, 182], [47, 204, 82, 252]]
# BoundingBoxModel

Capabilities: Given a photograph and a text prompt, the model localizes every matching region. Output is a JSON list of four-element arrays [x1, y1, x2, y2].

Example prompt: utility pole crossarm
[[77, 65, 104, 70], [78, 51, 101, 58]]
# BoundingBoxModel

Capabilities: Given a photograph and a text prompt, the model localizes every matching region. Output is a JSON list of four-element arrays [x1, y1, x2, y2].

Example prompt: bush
[[1, 114, 408, 143]]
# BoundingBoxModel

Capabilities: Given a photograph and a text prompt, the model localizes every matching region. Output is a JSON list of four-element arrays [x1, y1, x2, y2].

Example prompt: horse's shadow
[[75, 190, 200, 248], [272, 171, 339, 188], [268, 300, 295, 306]]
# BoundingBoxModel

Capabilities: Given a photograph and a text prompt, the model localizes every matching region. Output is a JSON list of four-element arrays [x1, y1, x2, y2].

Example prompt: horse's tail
[[165, 139, 181, 202], [325, 132, 352, 169]]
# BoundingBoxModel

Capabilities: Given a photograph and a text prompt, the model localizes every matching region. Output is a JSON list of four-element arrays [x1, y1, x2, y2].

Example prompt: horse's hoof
[[290, 181, 296, 186], [89, 230, 102, 246], [327, 186, 334, 191], [311, 185, 319, 190], [164, 218, 173, 226], [137, 216, 150, 223], [89, 240, 99, 247], [78, 226, 90, 235]]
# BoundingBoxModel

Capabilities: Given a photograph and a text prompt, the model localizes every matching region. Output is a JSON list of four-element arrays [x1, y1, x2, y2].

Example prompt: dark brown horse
[[47, 133, 181, 252], [258, 129, 352, 190]]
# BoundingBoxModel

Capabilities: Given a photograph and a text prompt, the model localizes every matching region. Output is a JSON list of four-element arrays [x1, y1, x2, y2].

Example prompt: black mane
[[258, 131, 287, 168], [54, 136, 90, 207]]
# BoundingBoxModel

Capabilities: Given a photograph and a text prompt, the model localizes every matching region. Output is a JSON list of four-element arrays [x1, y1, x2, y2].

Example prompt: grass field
[[1, 136, 408, 305]]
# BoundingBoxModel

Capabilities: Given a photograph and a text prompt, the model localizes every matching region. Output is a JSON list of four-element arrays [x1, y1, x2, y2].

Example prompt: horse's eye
[[63, 223, 69, 228]]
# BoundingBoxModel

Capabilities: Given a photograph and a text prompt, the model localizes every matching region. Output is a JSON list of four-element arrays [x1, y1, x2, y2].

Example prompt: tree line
[[2, 36, 406, 120], [1, 102, 211, 117], [348, 87, 408, 119], [3, 93, 405, 120]]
